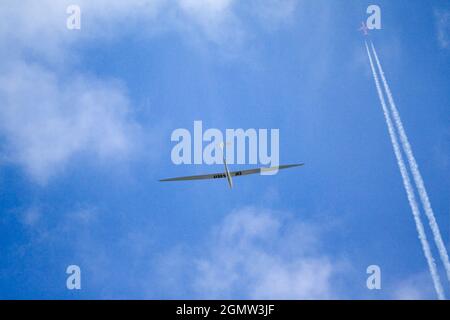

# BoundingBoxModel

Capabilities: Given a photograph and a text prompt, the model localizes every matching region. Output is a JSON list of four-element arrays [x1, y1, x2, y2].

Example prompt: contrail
[[370, 41, 450, 285], [365, 41, 445, 299]]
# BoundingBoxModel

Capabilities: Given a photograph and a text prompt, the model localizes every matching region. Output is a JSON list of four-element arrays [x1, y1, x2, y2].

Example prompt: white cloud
[[173, 0, 299, 47], [0, 1, 300, 182], [435, 9, 450, 49], [160, 207, 343, 299], [392, 272, 437, 300], [176, 0, 243, 47], [0, 61, 139, 183], [0, 0, 300, 57], [0, 1, 153, 182], [0, 1, 167, 63]]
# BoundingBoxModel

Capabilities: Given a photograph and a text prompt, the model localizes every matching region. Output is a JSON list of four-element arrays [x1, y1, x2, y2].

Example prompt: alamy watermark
[[171, 121, 280, 175], [366, 265, 381, 290], [66, 5, 81, 30], [66, 265, 81, 290]]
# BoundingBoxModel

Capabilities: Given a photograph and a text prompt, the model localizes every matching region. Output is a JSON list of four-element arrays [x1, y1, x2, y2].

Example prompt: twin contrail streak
[[365, 41, 445, 299], [370, 41, 450, 285]]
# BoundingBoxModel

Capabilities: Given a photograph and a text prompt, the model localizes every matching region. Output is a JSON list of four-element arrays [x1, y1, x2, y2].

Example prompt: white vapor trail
[[370, 41, 450, 285], [365, 41, 445, 300]]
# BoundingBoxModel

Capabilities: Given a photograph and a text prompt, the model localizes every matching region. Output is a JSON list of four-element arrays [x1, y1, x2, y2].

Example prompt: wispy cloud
[[0, 0, 301, 182], [0, 61, 139, 183], [392, 272, 437, 300], [0, 0, 300, 58], [435, 9, 450, 49], [159, 207, 345, 299]]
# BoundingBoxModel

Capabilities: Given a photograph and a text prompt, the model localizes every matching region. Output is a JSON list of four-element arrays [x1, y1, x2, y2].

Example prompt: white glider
[[160, 142, 303, 188], [159, 161, 304, 189]]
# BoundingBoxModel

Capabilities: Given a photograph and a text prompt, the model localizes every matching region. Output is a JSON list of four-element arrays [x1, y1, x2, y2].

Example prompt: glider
[[160, 148, 304, 188]]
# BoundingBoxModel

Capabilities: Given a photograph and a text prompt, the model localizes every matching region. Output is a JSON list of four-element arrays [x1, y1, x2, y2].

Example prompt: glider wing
[[159, 164, 304, 182]]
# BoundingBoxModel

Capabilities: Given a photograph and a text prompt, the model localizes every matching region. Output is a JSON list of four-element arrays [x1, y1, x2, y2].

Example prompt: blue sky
[[0, 0, 449, 299]]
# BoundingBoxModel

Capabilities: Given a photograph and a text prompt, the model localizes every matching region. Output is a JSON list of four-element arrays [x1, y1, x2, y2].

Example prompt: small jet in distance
[[358, 22, 369, 36]]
